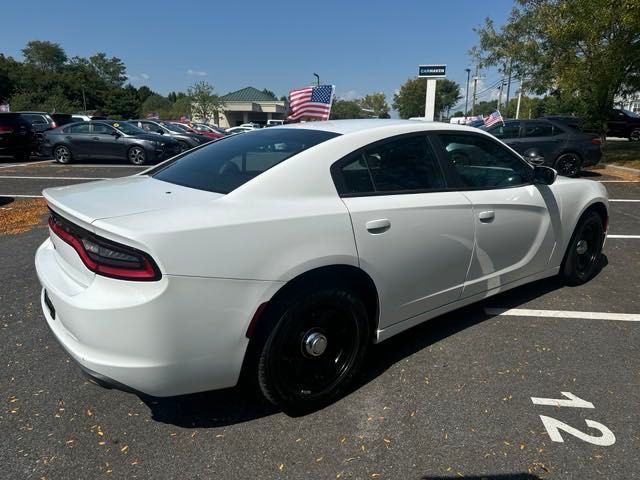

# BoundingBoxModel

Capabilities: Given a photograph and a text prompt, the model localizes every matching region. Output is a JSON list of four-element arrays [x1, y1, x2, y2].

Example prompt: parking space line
[[609, 199, 640, 202], [607, 234, 640, 239], [0, 159, 54, 169], [48, 164, 147, 168], [485, 307, 640, 322], [0, 175, 107, 180], [0, 194, 44, 198]]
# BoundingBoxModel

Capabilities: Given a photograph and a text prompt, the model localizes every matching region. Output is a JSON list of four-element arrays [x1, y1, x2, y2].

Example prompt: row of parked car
[[0, 110, 282, 165]]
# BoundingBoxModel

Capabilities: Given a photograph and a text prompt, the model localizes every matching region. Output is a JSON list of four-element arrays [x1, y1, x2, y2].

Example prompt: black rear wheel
[[554, 153, 582, 177], [258, 288, 369, 413], [630, 129, 640, 142], [561, 210, 605, 285]]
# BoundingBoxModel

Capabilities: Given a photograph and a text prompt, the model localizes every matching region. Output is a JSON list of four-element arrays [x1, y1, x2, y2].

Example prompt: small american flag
[[287, 84, 335, 121], [483, 110, 504, 127]]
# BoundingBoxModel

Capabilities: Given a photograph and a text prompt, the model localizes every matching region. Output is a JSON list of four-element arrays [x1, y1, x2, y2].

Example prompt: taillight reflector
[[48, 214, 160, 281], [591, 137, 602, 145]]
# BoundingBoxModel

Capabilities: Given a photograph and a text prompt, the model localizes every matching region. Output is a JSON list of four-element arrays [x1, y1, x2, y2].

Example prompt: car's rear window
[[150, 128, 340, 194]]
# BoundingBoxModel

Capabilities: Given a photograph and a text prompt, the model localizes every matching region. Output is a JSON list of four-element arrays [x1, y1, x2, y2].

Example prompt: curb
[[607, 164, 640, 174]]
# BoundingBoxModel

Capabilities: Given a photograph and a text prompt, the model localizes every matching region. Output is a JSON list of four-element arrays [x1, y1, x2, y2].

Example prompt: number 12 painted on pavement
[[530, 392, 615, 446]]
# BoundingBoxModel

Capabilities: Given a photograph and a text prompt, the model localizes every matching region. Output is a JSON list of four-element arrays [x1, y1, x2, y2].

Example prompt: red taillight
[[591, 137, 602, 145], [0, 125, 14, 133], [48, 214, 161, 281]]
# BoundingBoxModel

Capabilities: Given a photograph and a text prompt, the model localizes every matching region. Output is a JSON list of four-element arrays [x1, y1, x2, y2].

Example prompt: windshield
[[159, 121, 185, 133], [622, 109, 640, 118], [150, 128, 339, 194], [109, 121, 146, 135]]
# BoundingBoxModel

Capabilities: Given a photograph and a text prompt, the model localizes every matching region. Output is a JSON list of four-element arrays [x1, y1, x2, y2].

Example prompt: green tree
[[393, 78, 462, 119], [137, 86, 155, 105], [142, 94, 171, 116], [261, 88, 277, 100], [89, 53, 127, 88], [474, 0, 640, 137], [104, 85, 140, 119], [360, 92, 389, 117], [330, 99, 362, 119], [188, 81, 224, 122], [22, 40, 67, 71]]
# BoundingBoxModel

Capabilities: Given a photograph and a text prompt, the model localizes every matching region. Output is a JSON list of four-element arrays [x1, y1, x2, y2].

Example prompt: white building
[[217, 87, 287, 128], [616, 91, 640, 113]]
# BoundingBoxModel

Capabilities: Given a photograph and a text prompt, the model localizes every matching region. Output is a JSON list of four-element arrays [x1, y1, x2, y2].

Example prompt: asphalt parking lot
[[1, 159, 638, 479]]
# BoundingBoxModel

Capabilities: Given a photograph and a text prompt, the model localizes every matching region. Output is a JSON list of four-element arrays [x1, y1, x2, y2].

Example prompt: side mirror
[[157, 129, 164, 135], [533, 165, 557, 185], [110, 130, 121, 137]]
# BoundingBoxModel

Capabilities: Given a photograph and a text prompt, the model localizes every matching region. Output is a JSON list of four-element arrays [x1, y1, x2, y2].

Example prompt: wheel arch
[[239, 264, 380, 383]]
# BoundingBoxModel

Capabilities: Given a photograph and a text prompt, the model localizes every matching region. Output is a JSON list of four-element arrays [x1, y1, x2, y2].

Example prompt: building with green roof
[[217, 87, 286, 128]]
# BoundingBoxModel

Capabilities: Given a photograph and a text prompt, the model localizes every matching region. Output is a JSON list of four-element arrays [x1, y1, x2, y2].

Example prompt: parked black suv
[[482, 118, 602, 176], [0, 113, 42, 160], [608, 109, 640, 141]]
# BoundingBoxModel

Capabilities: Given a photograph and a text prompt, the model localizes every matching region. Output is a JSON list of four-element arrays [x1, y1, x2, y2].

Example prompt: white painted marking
[[0, 175, 107, 180], [539, 416, 615, 446], [49, 164, 146, 168], [597, 180, 640, 183], [531, 392, 594, 409], [0, 159, 55, 169], [484, 307, 640, 322], [0, 194, 43, 198], [607, 234, 640, 239], [610, 199, 640, 202]]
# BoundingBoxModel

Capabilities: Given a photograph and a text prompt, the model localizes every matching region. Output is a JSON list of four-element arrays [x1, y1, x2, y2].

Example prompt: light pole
[[313, 73, 320, 86], [464, 68, 471, 117]]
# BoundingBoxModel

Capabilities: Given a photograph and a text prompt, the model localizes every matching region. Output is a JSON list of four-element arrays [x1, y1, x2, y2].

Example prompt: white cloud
[[140, 73, 150, 80], [187, 69, 207, 77], [126, 73, 151, 83], [338, 89, 361, 101]]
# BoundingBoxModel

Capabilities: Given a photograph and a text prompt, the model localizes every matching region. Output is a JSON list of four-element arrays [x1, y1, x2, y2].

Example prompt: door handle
[[366, 219, 391, 234], [478, 211, 495, 223], [92, 137, 100, 140]]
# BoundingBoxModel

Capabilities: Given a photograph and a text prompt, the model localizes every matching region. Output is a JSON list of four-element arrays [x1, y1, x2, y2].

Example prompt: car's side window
[[66, 123, 91, 134], [438, 133, 532, 189], [523, 122, 554, 137], [335, 135, 445, 195], [92, 123, 115, 134], [139, 122, 156, 132], [488, 122, 520, 139]]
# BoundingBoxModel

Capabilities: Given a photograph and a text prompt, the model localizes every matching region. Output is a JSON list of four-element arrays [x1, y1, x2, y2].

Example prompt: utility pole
[[81, 86, 87, 113], [471, 64, 479, 116], [504, 60, 512, 117], [497, 80, 504, 110], [515, 75, 524, 119], [464, 68, 471, 117]]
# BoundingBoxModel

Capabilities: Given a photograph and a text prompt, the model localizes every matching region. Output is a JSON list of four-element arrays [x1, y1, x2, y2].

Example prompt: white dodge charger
[[35, 120, 608, 412]]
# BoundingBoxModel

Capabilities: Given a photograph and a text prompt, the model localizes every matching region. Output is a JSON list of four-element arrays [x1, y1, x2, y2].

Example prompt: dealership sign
[[418, 65, 446, 78]]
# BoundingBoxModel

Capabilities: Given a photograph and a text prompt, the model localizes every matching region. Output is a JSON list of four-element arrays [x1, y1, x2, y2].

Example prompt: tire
[[560, 210, 604, 286], [178, 141, 190, 153], [630, 129, 640, 142], [128, 146, 147, 165], [53, 145, 72, 164], [257, 288, 370, 413], [554, 153, 582, 177]]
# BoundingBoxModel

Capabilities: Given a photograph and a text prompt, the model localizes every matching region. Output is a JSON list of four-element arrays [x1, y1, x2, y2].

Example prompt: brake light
[[0, 125, 14, 133], [591, 137, 602, 145], [48, 213, 161, 281]]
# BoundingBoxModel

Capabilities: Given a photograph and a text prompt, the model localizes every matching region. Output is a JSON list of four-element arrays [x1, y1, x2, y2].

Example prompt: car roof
[[279, 119, 484, 136]]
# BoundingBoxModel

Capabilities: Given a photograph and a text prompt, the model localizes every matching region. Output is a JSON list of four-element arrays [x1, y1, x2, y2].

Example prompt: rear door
[[91, 123, 127, 160], [486, 121, 522, 152], [435, 132, 557, 297], [333, 133, 475, 329], [64, 123, 93, 158], [519, 121, 566, 166]]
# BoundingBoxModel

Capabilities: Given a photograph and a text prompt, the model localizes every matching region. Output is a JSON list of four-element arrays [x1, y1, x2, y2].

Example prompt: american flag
[[483, 110, 504, 127], [287, 84, 335, 121]]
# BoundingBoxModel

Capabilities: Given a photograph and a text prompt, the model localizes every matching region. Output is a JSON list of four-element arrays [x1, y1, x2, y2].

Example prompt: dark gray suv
[[482, 119, 602, 177]]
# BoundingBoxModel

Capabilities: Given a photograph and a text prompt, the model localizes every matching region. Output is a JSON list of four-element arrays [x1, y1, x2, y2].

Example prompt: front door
[[90, 123, 126, 160], [436, 132, 557, 297], [333, 134, 475, 329]]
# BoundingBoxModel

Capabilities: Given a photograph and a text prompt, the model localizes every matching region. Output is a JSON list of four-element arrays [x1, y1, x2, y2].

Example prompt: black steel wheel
[[53, 145, 72, 164], [128, 146, 147, 165], [554, 153, 582, 177], [630, 129, 640, 142], [258, 288, 369, 413], [561, 210, 604, 286]]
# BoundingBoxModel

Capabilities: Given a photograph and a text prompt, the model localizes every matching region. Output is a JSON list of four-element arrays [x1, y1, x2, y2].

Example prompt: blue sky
[[1, 0, 514, 111]]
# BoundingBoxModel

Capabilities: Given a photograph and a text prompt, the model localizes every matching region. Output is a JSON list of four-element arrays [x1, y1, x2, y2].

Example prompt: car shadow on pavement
[[139, 385, 278, 428], [141, 259, 608, 426], [421, 474, 542, 480]]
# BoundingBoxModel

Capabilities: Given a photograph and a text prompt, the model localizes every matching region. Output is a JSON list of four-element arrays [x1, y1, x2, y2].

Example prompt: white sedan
[[35, 120, 608, 412]]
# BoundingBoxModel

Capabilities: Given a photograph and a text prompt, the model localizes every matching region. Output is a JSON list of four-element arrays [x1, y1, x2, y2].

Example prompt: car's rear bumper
[[582, 146, 602, 167], [35, 237, 282, 397]]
